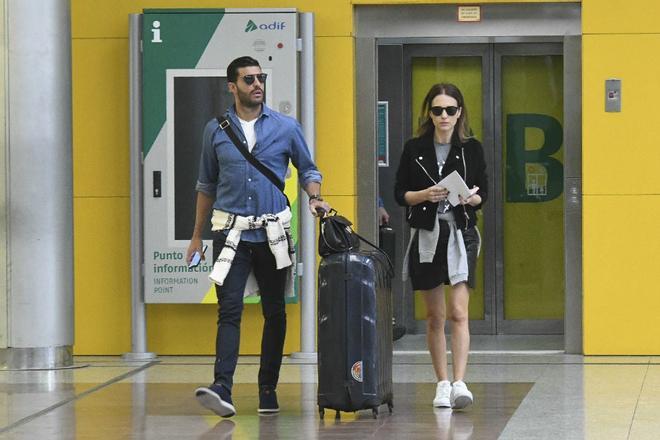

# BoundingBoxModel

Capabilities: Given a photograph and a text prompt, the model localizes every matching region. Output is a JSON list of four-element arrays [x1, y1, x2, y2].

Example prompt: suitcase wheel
[[388, 401, 394, 413], [335, 410, 341, 420], [372, 407, 379, 419], [319, 407, 325, 420]]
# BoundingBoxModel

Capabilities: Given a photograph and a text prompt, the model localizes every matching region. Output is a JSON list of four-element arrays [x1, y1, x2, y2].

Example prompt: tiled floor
[[1, 337, 659, 439]]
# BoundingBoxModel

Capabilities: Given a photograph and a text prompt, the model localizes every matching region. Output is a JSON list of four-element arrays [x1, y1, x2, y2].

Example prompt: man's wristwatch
[[308, 194, 323, 203]]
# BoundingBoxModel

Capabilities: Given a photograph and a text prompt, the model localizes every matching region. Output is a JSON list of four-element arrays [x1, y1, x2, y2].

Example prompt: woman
[[394, 83, 487, 410]]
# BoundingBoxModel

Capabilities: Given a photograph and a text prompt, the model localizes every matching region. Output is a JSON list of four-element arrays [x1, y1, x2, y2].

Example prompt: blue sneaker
[[258, 386, 279, 414], [195, 383, 236, 417]]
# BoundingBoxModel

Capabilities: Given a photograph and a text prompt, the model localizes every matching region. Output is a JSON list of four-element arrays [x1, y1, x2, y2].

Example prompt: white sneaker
[[450, 380, 474, 410], [433, 380, 452, 407]]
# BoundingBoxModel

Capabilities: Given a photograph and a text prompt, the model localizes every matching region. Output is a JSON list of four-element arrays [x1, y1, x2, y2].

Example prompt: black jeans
[[212, 232, 288, 392]]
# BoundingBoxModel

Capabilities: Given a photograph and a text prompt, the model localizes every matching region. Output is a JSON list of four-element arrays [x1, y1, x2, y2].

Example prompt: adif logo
[[245, 19, 286, 32], [245, 20, 258, 32]]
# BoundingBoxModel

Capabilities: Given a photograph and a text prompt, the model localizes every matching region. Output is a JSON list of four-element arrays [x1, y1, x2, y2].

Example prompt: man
[[187, 56, 330, 418], [377, 196, 390, 226]]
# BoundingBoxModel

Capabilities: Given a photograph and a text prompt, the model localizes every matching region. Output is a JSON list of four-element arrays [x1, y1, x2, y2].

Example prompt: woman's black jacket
[[394, 133, 488, 231]]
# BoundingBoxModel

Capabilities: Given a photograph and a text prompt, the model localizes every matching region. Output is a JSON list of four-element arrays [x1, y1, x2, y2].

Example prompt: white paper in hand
[[437, 170, 477, 206]]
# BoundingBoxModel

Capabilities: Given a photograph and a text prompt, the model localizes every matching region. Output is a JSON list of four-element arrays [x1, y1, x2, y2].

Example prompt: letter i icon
[[151, 21, 162, 43]]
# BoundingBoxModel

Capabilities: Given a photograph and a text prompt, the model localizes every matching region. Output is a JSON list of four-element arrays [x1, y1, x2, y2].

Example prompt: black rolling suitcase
[[378, 223, 395, 266], [379, 223, 406, 341], [317, 249, 394, 419]]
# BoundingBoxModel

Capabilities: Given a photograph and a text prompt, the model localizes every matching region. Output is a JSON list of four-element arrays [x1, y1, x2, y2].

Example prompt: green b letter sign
[[506, 113, 563, 202]]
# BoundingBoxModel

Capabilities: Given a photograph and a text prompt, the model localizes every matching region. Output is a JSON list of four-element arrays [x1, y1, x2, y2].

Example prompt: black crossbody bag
[[216, 116, 290, 207]]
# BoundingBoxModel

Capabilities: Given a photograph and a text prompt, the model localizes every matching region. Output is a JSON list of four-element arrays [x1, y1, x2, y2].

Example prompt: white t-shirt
[[238, 117, 258, 152]]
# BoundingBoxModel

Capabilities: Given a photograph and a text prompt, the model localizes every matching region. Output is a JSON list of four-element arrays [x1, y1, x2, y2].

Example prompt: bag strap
[[355, 231, 394, 275], [217, 116, 290, 207], [354, 231, 393, 270]]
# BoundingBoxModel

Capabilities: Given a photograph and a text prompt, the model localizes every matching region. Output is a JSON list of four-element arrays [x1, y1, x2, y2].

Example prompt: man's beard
[[237, 88, 263, 108]]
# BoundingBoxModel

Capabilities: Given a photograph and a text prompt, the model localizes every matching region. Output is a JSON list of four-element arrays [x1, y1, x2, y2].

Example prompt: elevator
[[355, 3, 582, 352]]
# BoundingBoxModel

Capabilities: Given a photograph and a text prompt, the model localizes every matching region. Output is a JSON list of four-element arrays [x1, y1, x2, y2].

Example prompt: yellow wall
[[582, 0, 660, 354], [72, 0, 660, 355], [353, 0, 576, 3]]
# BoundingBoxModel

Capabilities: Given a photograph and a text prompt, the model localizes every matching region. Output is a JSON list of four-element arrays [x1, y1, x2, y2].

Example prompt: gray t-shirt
[[434, 142, 451, 168], [434, 142, 452, 214]]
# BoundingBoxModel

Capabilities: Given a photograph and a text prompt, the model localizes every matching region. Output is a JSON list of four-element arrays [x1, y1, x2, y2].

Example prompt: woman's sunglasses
[[239, 73, 268, 85], [430, 106, 459, 117]]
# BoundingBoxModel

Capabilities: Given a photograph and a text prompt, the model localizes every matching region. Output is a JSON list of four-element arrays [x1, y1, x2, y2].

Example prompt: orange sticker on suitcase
[[351, 361, 363, 382]]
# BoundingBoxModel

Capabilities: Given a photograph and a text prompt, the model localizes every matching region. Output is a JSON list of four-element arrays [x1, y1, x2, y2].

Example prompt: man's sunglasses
[[239, 73, 268, 85], [430, 106, 459, 117]]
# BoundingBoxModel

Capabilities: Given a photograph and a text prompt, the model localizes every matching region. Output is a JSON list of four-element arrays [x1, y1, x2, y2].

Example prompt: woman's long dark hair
[[417, 83, 471, 142]]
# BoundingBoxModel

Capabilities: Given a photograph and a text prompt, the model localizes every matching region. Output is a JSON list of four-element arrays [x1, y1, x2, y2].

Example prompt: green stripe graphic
[[142, 11, 225, 156]]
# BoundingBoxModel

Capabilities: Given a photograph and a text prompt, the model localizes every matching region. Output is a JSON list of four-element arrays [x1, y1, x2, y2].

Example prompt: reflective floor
[[1, 338, 660, 439]]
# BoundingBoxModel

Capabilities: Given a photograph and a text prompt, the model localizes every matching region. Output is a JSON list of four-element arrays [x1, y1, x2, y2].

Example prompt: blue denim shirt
[[196, 105, 322, 242]]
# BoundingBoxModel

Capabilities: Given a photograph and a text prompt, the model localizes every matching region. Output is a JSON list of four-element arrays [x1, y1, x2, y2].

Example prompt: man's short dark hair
[[227, 56, 260, 83]]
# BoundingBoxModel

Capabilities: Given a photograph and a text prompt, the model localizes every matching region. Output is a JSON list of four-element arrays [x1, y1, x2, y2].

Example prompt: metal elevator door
[[378, 42, 565, 335]]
